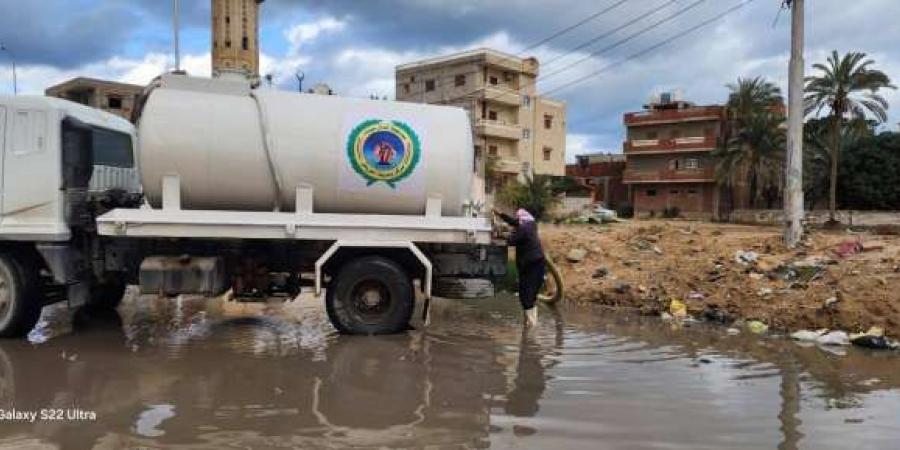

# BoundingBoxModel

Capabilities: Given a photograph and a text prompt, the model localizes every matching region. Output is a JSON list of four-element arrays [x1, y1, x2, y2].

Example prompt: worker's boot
[[524, 307, 538, 328]]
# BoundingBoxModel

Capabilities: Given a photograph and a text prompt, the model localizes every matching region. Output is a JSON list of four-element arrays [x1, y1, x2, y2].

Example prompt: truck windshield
[[92, 128, 134, 168]]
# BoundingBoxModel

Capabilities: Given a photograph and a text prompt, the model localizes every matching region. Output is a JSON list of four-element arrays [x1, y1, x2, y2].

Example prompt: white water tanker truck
[[0, 74, 510, 338]]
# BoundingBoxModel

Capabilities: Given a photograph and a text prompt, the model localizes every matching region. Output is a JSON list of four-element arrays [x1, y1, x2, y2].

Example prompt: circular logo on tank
[[347, 119, 421, 188]]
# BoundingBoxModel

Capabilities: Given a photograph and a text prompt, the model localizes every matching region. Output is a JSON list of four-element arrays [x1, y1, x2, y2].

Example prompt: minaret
[[211, 0, 264, 79]]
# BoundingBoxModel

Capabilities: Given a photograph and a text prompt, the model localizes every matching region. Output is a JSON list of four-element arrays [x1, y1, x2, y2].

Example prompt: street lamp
[[0, 44, 17, 95]]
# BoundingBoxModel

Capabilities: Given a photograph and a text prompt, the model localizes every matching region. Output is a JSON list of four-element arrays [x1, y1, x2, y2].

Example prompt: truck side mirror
[[61, 117, 94, 189]]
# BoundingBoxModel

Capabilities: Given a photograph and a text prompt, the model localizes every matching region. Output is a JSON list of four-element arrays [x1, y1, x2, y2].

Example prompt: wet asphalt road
[[0, 291, 898, 449]]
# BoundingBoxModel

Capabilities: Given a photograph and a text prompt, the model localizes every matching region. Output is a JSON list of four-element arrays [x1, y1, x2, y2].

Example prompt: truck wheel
[[0, 253, 42, 338], [325, 256, 414, 335]]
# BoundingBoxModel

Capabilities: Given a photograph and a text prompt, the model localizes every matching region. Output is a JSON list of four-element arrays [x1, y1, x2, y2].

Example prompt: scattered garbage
[[726, 328, 741, 335], [817, 331, 850, 346], [746, 321, 768, 334], [703, 307, 729, 323], [660, 312, 674, 321], [850, 327, 898, 350], [734, 250, 759, 265], [791, 329, 827, 342], [687, 291, 705, 300], [757, 287, 774, 297], [823, 296, 840, 310], [566, 248, 588, 263], [613, 282, 632, 294], [669, 299, 688, 319], [834, 237, 864, 258], [592, 267, 609, 278]]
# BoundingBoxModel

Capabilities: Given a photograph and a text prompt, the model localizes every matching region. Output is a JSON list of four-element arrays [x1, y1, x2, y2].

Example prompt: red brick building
[[566, 153, 628, 209], [622, 94, 726, 218]]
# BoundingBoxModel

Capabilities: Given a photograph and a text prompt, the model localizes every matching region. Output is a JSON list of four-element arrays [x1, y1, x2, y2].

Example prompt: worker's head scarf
[[516, 208, 535, 224]]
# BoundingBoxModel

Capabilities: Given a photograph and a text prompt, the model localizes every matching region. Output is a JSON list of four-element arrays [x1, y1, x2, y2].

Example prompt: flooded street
[[0, 293, 898, 449]]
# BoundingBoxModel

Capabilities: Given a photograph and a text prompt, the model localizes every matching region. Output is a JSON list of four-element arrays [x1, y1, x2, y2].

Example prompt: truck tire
[[0, 253, 42, 338], [325, 256, 414, 335]]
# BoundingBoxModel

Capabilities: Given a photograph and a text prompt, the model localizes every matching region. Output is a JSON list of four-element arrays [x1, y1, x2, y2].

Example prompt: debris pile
[[543, 220, 900, 346]]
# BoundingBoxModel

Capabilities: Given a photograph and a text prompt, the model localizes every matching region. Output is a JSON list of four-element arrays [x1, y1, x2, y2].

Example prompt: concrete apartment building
[[622, 93, 725, 218], [45, 77, 144, 121], [567, 153, 628, 210], [395, 49, 566, 195], [212, 0, 264, 78]]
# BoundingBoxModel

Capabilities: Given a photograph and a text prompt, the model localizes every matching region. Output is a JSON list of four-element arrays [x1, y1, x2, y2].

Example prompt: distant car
[[589, 204, 618, 223]]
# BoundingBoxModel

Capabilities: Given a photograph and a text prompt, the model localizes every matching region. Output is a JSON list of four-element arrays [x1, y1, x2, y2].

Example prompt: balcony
[[623, 167, 716, 184], [624, 106, 723, 126], [480, 86, 521, 107], [623, 135, 718, 154], [475, 119, 522, 141]]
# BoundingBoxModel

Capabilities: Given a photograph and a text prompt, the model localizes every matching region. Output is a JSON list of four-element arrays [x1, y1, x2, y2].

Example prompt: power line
[[540, 0, 708, 82], [541, 0, 680, 69], [519, 0, 631, 54], [544, 0, 757, 98]]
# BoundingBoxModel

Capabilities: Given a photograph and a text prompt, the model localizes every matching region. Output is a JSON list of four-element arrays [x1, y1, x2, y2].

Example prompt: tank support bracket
[[315, 240, 433, 321]]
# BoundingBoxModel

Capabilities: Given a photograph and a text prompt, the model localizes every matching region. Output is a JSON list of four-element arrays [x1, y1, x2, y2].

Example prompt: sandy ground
[[542, 220, 900, 337]]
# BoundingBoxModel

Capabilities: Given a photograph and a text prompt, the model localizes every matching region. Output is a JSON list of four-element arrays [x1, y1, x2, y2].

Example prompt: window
[[685, 158, 700, 169], [669, 159, 680, 170], [225, 40, 232, 48], [670, 129, 681, 139], [687, 189, 699, 197], [107, 96, 123, 110], [489, 76, 499, 86], [242, 37, 249, 50], [522, 95, 531, 108], [503, 71, 513, 81], [670, 189, 680, 196], [523, 128, 531, 140], [646, 189, 657, 197], [226, 16, 230, 24], [488, 110, 498, 121], [544, 114, 553, 129], [403, 83, 410, 94], [92, 128, 134, 168], [543, 147, 552, 161], [454, 74, 466, 87], [646, 131, 658, 139], [488, 145, 498, 156], [410, 75, 416, 82], [425, 79, 436, 92], [474, 145, 482, 158]]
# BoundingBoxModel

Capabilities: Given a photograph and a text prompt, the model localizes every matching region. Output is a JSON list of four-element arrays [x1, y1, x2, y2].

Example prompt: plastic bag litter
[[746, 320, 768, 334], [791, 329, 827, 342], [734, 250, 759, 265], [817, 331, 850, 346], [669, 299, 688, 319]]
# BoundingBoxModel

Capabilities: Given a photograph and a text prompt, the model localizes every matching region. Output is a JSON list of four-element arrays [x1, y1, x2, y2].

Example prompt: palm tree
[[804, 51, 895, 221], [496, 174, 558, 221], [714, 77, 785, 208]]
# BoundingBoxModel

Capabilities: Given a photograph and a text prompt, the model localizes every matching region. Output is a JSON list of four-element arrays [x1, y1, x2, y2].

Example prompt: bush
[[662, 206, 681, 218], [496, 174, 559, 221]]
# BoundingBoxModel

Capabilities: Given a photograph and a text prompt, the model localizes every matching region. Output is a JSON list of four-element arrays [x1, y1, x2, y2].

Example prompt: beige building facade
[[45, 77, 144, 121], [211, 0, 264, 78], [395, 49, 566, 195]]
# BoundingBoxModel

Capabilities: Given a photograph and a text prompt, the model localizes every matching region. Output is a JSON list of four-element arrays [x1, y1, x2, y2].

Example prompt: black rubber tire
[[0, 253, 42, 338], [325, 256, 414, 335]]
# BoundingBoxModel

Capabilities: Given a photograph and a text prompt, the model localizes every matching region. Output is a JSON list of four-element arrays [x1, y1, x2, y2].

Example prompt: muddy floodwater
[[0, 293, 898, 449]]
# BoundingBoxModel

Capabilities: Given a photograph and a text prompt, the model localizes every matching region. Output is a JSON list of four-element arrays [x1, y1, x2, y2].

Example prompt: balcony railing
[[481, 86, 521, 106], [623, 167, 716, 183], [624, 106, 724, 126], [624, 135, 718, 153], [474, 119, 522, 141]]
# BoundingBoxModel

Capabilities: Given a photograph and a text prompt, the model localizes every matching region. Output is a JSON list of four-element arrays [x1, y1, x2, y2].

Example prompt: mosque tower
[[211, 0, 264, 78]]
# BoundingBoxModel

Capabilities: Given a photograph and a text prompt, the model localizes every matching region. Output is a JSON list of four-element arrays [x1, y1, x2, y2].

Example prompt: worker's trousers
[[517, 258, 546, 311]]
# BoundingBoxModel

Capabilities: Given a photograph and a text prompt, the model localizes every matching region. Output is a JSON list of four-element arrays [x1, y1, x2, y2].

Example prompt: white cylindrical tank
[[138, 75, 475, 216]]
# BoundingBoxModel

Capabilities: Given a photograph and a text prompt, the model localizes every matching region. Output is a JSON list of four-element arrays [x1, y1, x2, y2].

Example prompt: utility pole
[[784, 0, 804, 247], [0, 44, 16, 95], [173, 0, 181, 71]]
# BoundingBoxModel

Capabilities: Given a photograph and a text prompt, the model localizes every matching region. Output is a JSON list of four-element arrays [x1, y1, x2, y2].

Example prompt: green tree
[[804, 50, 895, 221], [837, 131, 900, 210], [496, 174, 559, 221], [714, 77, 785, 208]]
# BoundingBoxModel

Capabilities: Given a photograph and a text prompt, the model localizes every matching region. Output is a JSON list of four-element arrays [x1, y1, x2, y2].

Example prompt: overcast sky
[[1, 0, 898, 159]]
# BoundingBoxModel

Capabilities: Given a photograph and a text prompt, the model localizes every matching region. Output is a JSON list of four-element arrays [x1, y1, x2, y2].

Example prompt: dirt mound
[[542, 220, 900, 336]]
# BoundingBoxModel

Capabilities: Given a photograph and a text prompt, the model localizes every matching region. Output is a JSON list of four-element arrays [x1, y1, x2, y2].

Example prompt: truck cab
[[0, 95, 141, 336]]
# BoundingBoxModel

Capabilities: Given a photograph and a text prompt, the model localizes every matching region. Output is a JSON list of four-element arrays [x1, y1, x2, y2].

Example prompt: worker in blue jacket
[[493, 208, 545, 327]]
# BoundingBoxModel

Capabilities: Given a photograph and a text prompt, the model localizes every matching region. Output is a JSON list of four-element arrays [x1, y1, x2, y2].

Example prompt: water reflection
[[0, 294, 896, 449]]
